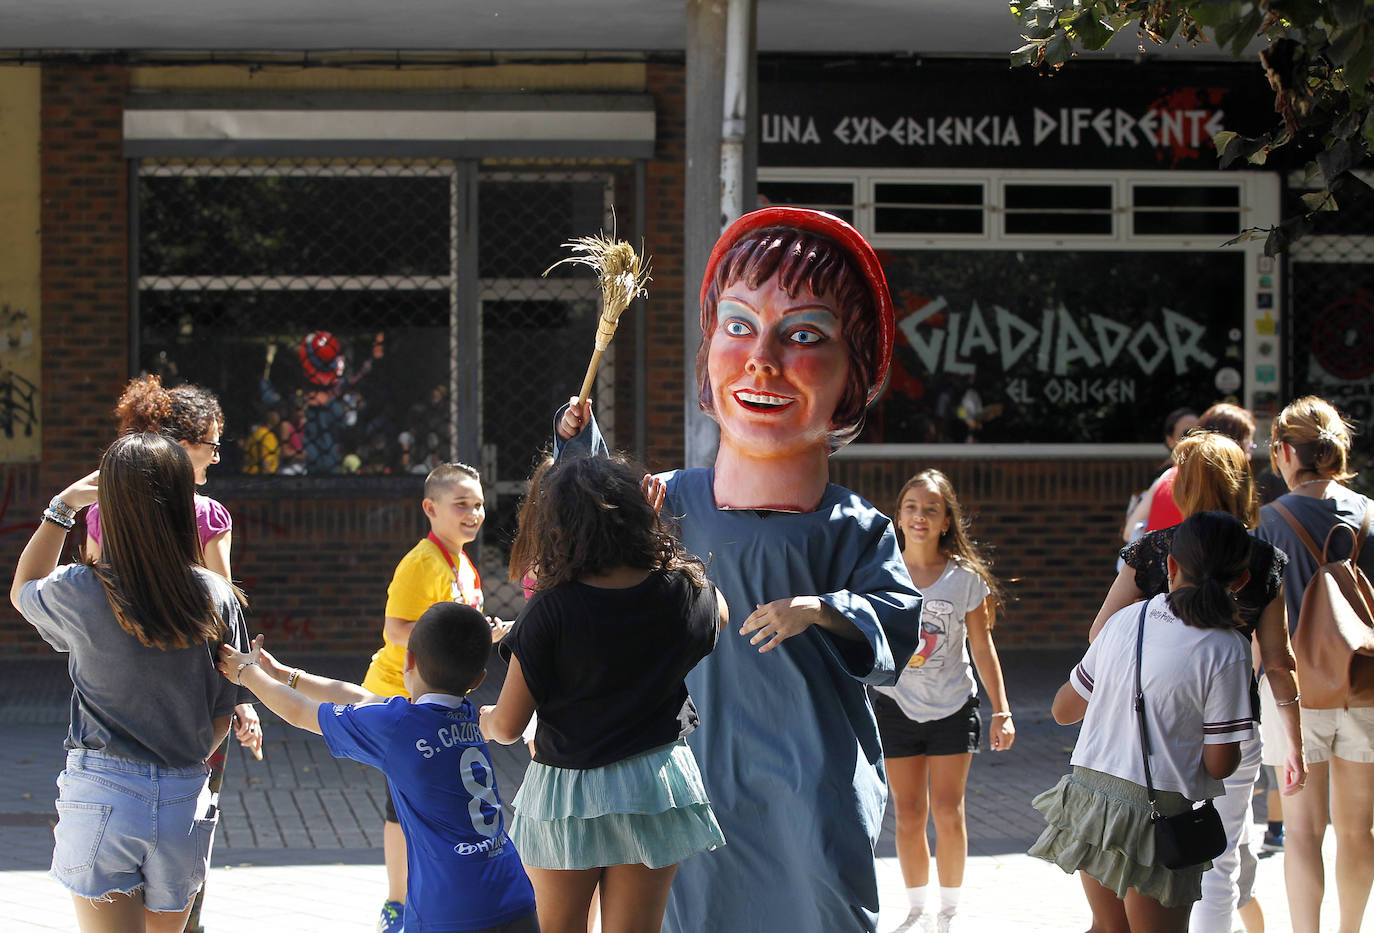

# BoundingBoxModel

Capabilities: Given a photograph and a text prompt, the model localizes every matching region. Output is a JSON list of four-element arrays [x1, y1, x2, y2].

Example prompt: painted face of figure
[[707, 277, 850, 459], [898, 483, 950, 547], [178, 422, 222, 485], [425, 474, 486, 550]]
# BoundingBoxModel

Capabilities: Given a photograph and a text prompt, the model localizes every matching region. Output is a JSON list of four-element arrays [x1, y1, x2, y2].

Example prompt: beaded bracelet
[[42, 509, 75, 531], [235, 660, 260, 685], [287, 669, 302, 690]]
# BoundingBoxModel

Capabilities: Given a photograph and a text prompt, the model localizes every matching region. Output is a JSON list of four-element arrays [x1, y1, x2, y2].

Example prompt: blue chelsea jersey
[[318, 695, 535, 932]]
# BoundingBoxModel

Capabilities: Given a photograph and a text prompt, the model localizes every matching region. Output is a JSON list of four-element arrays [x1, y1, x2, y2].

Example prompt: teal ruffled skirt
[[1028, 767, 1207, 909], [511, 739, 725, 870]]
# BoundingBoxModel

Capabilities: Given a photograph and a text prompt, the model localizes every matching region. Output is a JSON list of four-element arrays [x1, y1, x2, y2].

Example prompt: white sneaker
[[890, 912, 923, 933], [934, 908, 956, 933]]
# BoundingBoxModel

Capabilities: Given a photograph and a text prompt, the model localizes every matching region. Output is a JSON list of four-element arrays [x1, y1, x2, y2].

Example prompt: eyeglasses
[[198, 439, 222, 453]]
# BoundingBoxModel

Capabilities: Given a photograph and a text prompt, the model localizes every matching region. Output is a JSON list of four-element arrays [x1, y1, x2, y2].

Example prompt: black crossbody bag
[[1132, 602, 1227, 870]]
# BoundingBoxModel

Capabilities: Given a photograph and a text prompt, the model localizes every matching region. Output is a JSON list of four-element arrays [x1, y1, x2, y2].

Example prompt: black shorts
[[872, 691, 980, 758], [384, 783, 399, 824]]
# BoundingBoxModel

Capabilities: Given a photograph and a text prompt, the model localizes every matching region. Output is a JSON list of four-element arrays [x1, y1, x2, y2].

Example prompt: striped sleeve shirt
[[1068, 594, 1253, 800]]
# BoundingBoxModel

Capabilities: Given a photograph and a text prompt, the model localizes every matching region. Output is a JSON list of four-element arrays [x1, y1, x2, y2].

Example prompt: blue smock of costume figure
[[556, 411, 922, 932]]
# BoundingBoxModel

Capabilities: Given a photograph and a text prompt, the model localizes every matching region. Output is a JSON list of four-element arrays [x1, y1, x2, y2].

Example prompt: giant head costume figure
[[696, 208, 894, 510]]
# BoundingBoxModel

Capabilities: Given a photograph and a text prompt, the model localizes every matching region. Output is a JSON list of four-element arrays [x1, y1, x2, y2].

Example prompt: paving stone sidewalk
[[0, 650, 1322, 931]]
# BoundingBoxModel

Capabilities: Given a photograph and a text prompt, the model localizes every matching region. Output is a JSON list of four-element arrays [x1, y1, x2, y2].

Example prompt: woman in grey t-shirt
[[869, 469, 1015, 932], [11, 433, 248, 932], [1254, 395, 1374, 933]]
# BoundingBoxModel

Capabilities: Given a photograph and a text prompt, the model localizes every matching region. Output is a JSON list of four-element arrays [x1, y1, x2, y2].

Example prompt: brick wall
[[218, 494, 429, 660], [1, 64, 130, 654], [39, 64, 130, 489], [642, 61, 686, 471]]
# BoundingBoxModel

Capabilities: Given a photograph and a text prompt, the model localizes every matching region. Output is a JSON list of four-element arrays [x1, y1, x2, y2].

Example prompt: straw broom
[[545, 234, 651, 407]]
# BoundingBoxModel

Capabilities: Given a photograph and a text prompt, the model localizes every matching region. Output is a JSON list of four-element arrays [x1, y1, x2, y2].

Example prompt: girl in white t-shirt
[[1030, 511, 1256, 933], [871, 469, 1014, 933]]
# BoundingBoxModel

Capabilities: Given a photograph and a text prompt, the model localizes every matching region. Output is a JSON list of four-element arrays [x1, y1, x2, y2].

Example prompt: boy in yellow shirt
[[361, 461, 508, 933]]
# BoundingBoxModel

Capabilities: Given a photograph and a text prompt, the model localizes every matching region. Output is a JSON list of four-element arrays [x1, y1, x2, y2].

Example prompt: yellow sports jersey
[[361, 536, 483, 698]]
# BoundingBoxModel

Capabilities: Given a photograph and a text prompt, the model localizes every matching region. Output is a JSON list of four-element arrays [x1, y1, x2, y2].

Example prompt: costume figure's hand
[[558, 397, 592, 440], [741, 596, 824, 653], [991, 715, 1016, 751], [641, 474, 666, 513]]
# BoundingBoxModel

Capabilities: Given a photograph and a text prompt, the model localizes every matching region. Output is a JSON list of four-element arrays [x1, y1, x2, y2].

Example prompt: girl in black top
[[481, 454, 727, 933]]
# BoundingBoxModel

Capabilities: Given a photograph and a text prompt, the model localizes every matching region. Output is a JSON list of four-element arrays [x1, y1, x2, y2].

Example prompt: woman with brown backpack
[[1255, 395, 1374, 933]]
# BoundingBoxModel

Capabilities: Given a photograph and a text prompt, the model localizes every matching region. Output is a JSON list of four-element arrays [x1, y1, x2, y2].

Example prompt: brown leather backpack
[[1272, 501, 1374, 709]]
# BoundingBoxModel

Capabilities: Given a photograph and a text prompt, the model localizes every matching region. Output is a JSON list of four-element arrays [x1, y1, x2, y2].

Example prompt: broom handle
[[576, 348, 605, 408]]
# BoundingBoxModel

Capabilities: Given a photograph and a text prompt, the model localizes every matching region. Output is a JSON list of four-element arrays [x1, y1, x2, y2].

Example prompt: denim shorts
[[51, 749, 214, 911]]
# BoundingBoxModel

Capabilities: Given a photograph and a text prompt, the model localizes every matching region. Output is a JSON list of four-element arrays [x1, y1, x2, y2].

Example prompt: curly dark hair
[[114, 374, 224, 443], [508, 453, 706, 590]]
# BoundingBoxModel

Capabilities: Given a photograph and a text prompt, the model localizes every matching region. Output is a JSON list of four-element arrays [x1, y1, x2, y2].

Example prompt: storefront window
[[135, 160, 618, 480], [757, 166, 1274, 449]]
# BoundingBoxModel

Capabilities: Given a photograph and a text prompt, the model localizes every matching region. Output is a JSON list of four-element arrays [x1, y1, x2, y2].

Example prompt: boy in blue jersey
[[219, 603, 539, 933]]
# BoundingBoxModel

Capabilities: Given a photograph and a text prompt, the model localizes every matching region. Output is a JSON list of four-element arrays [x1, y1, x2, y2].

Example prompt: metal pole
[[719, 0, 752, 227], [684, 0, 727, 468]]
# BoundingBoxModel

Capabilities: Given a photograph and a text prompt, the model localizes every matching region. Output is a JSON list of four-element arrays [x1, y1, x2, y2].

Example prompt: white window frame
[[759, 167, 1282, 459]]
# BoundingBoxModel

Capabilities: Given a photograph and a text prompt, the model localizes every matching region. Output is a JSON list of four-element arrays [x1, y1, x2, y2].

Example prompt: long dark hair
[[894, 469, 1005, 615], [1166, 511, 1251, 631], [509, 454, 706, 590], [84, 433, 243, 649]]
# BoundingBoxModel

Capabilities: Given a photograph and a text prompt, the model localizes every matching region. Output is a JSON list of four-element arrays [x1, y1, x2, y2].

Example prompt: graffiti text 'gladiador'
[[898, 298, 1217, 378]]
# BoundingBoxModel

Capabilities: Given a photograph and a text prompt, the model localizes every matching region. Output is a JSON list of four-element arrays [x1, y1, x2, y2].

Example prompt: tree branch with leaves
[[1010, 0, 1374, 253]]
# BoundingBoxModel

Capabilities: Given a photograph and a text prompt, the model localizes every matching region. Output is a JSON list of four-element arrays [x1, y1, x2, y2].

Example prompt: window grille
[[1131, 185, 1241, 236], [134, 157, 632, 614], [873, 183, 984, 235], [1003, 183, 1114, 236], [757, 180, 856, 222], [1286, 170, 1374, 496]]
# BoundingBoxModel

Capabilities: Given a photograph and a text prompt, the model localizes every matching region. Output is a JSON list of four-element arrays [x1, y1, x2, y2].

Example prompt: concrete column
[[683, 0, 725, 468]]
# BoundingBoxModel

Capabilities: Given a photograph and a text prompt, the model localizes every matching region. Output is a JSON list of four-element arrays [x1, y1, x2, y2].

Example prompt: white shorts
[[1301, 705, 1374, 765], [1258, 673, 1288, 768]]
